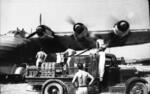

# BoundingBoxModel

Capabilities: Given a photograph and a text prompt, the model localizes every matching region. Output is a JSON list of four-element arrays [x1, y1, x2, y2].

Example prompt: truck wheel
[[127, 82, 148, 94], [42, 82, 64, 94]]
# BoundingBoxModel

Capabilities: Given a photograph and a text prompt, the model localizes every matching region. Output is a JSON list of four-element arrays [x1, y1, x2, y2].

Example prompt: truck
[[25, 53, 150, 94]]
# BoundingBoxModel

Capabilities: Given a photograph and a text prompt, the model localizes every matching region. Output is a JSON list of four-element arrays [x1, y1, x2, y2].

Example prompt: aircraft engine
[[73, 23, 89, 39], [27, 25, 55, 38], [113, 20, 130, 37]]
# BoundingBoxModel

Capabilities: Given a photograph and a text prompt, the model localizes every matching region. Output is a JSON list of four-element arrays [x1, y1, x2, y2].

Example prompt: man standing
[[96, 39, 108, 82], [72, 63, 94, 94], [36, 48, 47, 68], [56, 52, 64, 64], [64, 48, 76, 67]]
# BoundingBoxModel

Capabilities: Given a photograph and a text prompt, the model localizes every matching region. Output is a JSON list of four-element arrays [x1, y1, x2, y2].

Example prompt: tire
[[42, 82, 64, 94], [127, 82, 148, 94]]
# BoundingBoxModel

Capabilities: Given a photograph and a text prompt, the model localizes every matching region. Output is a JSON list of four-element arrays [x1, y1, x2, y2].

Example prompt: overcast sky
[[0, 0, 150, 59], [0, 0, 149, 33]]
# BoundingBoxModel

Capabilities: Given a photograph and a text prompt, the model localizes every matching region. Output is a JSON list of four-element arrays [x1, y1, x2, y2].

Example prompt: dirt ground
[[0, 83, 40, 94], [0, 83, 123, 94]]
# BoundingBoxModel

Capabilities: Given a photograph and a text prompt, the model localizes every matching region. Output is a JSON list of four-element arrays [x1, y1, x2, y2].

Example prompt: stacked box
[[26, 66, 38, 77], [40, 62, 55, 77]]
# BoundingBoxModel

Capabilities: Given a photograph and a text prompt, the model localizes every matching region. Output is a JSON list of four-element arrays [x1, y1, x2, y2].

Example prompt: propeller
[[107, 10, 138, 30], [66, 17, 111, 35], [115, 20, 129, 32], [66, 16, 76, 25], [113, 20, 130, 37], [66, 17, 88, 33], [26, 14, 43, 38], [40, 13, 42, 25], [103, 11, 132, 37], [26, 14, 55, 39], [66, 17, 90, 40], [26, 31, 37, 38]]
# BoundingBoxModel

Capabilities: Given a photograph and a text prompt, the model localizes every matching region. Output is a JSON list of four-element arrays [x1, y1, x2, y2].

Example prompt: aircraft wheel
[[127, 82, 148, 94], [42, 82, 64, 94]]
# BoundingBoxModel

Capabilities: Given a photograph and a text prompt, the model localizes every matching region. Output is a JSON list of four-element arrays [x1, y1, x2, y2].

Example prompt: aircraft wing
[[28, 29, 150, 54], [26, 20, 150, 53], [120, 29, 150, 46], [1, 24, 150, 63], [94, 29, 150, 47]]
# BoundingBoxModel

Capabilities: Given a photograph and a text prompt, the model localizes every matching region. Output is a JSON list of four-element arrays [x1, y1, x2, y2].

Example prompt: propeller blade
[[67, 17, 76, 25], [126, 12, 138, 25], [40, 13, 42, 25], [26, 32, 37, 39], [106, 14, 120, 29]]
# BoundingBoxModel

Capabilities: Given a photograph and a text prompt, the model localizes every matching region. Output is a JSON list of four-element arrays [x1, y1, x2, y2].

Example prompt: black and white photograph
[[0, 0, 150, 94]]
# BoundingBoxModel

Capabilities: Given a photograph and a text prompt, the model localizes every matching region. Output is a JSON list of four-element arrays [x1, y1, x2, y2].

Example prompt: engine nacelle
[[36, 25, 55, 38], [73, 23, 89, 39], [113, 20, 130, 37]]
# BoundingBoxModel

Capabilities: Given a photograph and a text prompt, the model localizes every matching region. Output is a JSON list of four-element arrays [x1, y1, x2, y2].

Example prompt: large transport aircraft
[[0, 0, 150, 76], [0, 16, 150, 75]]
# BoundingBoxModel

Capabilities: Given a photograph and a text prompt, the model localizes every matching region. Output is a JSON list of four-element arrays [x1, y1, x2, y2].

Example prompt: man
[[56, 52, 64, 63], [64, 48, 76, 67], [96, 39, 108, 82], [72, 63, 94, 94], [36, 48, 47, 68], [61, 48, 76, 75]]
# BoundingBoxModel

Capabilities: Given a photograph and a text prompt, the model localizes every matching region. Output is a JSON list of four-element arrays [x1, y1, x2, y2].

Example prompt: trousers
[[76, 87, 88, 94]]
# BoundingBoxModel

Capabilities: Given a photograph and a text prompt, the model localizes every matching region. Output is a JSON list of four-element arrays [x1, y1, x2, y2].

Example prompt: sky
[[0, 0, 150, 60]]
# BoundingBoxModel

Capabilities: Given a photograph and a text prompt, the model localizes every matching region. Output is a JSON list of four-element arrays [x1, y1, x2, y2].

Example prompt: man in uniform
[[72, 63, 94, 94], [36, 48, 47, 68]]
